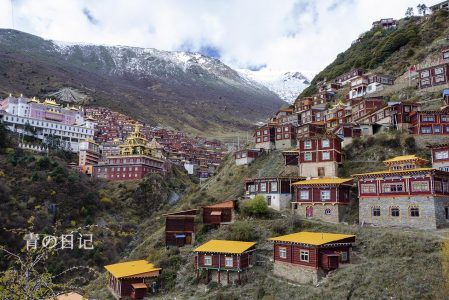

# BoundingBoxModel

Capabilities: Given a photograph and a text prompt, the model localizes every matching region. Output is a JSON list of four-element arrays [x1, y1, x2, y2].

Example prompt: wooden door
[[306, 206, 313, 218], [318, 167, 325, 177]]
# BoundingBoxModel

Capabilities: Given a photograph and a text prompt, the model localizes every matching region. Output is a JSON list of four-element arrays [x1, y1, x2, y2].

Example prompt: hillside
[[80, 136, 449, 299], [0, 126, 196, 297], [0, 29, 286, 136], [300, 10, 449, 98]]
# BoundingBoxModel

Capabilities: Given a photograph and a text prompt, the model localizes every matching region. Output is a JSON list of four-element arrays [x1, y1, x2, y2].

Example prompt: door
[[318, 167, 325, 177], [306, 206, 313, 218]]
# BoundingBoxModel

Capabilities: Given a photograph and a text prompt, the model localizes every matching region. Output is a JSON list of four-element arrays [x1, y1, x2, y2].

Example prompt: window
[[256, 137, 261, 143], [321, 139, 330, 148], [267, 196, 272, 206], [257, 131, 261, 136], [435, 67, 444, 75], [391, 207, 400, 217], [204, 255, 212, 266], [421, 126, 432, 134], [279, 247, 287, 259], [263, 130, 268, 135], [225, 256, 233, 267], [322, 151, 330, 160], [260, 183, 267, 192], [325, 208, 331, 215], [304, 140, 312, 149], [435, 126, 441, 133], [320, 190, 331, 201], [410, 207, 420, 217], [420, 70, 430, 78], [300, 190, 309, 200], [372, 207, 381, 216], [411, 181, 429, 192], [422, 115, 435, 122], [446, 207, 449, 220], [300, 250, 309, 262], [361, 184, 376, 193], [304, 153, 312, 161], [435, 181, 443, 192], [271, 181, 278, 192], [421, 78, 431, 86], [340, 251, 348, 262], [436, 151, 449, 160], [382, 183, 404, 193]]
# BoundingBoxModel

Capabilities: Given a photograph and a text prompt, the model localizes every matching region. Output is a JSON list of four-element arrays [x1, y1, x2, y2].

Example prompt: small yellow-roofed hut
[[268, 231, 355, 284], [193, 240, 256, 285], [104, 260, 161, 300]]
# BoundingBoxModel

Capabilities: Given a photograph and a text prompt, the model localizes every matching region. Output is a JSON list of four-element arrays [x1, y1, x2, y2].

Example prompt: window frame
[[300, 250, 309, 262], [320, 190, 331, 201], [279, 247, 287, 259], [410, 206, 420, 217], [204, 255, 212, 266], [225, 256, 233, 267], [372, 207, 381, 216], [390, 207, 400, 217]]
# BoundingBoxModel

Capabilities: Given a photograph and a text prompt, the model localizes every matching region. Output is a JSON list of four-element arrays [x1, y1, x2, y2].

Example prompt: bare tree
[[417, 4, 428, 16], [0, 225, 101, 299]]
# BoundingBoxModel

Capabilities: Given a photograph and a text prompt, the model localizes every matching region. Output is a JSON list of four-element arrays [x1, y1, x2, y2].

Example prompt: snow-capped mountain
[[239, 68, 310, 104], [0, 29, 286, 134]]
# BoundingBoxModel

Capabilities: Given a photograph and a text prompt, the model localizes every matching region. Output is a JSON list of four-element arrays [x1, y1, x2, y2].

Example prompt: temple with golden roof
[[93, 125, 167, 181]]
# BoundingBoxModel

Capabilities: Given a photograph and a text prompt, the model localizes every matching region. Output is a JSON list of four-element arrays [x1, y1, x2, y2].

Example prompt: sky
[[0, 0, 442, 79]]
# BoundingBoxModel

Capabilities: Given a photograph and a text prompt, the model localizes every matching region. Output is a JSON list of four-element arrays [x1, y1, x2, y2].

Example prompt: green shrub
[[404, 136, 417, 153], [240, 195, 269, 217], [226, 221, 260, 241]]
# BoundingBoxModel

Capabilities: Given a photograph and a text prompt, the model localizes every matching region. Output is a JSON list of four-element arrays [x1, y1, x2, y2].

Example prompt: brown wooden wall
[[203, 208, 233, 224], [195, 252, 252, 270], [165, 216, 195, 232], [273, 243, 352, 269]]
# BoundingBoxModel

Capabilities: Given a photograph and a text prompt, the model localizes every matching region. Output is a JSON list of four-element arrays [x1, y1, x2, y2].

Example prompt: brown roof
[[131, 283, 148, 289], [204, 200, 236, 209], [163, 209, 198, 217]]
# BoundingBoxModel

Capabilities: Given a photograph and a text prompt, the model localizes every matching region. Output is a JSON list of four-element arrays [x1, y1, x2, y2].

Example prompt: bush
[[226, 221, 260, 241], [404, 136, 417, 153], [240, 195, 269, 217]]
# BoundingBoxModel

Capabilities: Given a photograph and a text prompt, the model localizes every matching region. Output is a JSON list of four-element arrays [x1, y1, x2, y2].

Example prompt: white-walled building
[[0, 95, 95, 152]]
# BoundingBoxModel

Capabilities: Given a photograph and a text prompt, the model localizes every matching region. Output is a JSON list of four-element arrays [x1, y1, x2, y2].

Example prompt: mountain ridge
[[0, 29, 286, 136], [239, 68, 309, 104]]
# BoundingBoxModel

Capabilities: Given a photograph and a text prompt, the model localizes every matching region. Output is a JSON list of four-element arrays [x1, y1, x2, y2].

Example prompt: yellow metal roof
[[194, 240, 256, 254], [104, 260, 161, 278], [383, 155, 427, 163], [268, 232, 355, 246], [52, 292, 86, 300], [292, 177, 352, 185], [352, 167, 435, 177]]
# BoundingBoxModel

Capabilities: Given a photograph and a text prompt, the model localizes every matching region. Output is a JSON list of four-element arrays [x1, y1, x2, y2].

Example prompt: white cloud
[[0, 0, 442, 79]]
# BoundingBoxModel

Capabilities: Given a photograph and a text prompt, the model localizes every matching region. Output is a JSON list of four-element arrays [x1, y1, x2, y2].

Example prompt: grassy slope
[[0, 132, 195, 291], [300, 10, 449, 99], [84, 136, 448, 299]]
